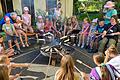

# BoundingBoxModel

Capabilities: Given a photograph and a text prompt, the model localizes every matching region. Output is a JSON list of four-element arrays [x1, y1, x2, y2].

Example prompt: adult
[[0, 12, 17, 25], [98, 15, 120, 53], [54, 55, 80, 80], [104, 1, 117, 25], [0, 12, 17, 31]]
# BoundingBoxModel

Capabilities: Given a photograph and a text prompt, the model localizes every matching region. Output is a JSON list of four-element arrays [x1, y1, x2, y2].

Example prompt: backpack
[[90, 64, 120, 80]]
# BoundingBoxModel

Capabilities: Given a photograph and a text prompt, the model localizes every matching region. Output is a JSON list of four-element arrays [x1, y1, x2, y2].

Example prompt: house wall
[[0, 0, 3, 15], [34, 0, 46, 16], [60, 0, 73, 18], [12, 0, 22, 15], [12, 0, 73, 18]]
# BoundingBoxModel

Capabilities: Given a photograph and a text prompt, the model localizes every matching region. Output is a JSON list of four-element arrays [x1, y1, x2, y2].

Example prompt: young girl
[[36, 16, 44, 36], [2, 16, 21, 51], [22, 7, 34, 33], [64, 18, 73, 36], [0, 55, 29, 80], [71, 16, 78, 30], [78, 18, 90, 48], [44, 17, 53, 33], [54, 55, 80, 80], [81, 53, 120, 80], [87, 18, 98, 53], [0, 64, 9, 80], [14, 16, 29, 47]]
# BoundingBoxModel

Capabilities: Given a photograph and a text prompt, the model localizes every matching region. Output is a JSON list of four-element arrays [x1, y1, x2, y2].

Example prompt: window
[[46, 0, 57, 11]]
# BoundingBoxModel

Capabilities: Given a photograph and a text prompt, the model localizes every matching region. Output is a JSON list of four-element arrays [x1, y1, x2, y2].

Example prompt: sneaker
[[25, 43, 29, 47], [77, 44, 80, 47], [17, 49, 23, 53], [22, 44, 25, 47], [81, 45, 84, 48]]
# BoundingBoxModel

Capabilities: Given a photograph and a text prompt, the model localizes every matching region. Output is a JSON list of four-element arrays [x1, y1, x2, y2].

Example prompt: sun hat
[[38, 16, 42, 19], [16, 16, 21, 20], [92, 18, 98, 23], [4, 16, 10, 22], [23, 7, 29, 11], [104, 1, 115, 8]]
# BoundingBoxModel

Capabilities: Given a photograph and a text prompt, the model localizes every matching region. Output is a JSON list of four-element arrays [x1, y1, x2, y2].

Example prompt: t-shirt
[[2, 24, 15, 35], [36, 22, 44, 31], [105, 23, 120, 41], [104, 9, 117, 24], [96, 25, 106, 33], [107, 55, 120, 77]]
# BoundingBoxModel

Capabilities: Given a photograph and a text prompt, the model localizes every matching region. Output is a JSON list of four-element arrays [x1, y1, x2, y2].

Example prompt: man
[[0, 12, 17, 26]]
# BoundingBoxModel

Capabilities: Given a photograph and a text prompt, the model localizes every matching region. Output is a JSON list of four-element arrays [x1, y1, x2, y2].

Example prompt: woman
[[54, 55, 80, 80], [103, 1, 117, 25], [14, 16, 29, 47], [98, 15, 120, 53], [0, 64, 9, 80], [22, 7, 34, 33]]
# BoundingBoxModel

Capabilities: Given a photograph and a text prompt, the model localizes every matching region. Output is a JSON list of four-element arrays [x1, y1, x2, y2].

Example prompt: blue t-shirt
[[104, 9, 117, 24], [96, 25, 106, 33], [0, 13, 14, 25]]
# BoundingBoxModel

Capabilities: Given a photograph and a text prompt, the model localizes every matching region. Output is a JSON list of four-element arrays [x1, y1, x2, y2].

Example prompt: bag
[[90, 64, 120, 80]]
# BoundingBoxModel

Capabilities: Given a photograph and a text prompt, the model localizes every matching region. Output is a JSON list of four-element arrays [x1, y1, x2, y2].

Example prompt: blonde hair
[[0, 64, 9, 80], [56, 55, 75, 80], [108, 44, 118, 55], [0, 55, 8, 64]]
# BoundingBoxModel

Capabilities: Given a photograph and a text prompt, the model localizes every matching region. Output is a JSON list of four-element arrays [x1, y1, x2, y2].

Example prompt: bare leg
[[21, 32, 29, 47], [14, 40, 20, 50], [8, 40, 13, 49]]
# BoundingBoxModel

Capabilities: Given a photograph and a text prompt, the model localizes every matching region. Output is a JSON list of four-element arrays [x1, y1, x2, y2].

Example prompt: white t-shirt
[[107, 55, 120, 77]]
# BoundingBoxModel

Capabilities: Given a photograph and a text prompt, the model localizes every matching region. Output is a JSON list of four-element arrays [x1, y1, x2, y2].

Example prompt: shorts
[[6, 35, 17, 42]]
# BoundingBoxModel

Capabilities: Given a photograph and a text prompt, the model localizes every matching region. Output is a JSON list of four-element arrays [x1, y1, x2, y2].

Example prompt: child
[[54, 55, 80, 80], [95, 18, 106, 50], [81, 53, 120, 80], [22, 7, 34, 33], [87, 18, 98, 53], [78, 18, 90, 48], [2, 16, 21, 51], [36, 16, 44, 36], [0, 35, 14, 57], [14, 16, 29, 47], [0, 64, 9, 80], [44, 17, 53, 33], [0, 55, 29, 80], [64, 18, 73, 36]]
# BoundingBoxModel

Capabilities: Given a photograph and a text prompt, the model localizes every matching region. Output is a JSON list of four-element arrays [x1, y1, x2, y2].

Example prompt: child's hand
[[25, 63, 30, 67], [15, 74, 20, 78]]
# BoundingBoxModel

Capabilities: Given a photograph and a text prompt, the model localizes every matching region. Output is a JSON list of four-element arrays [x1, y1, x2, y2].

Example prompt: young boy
[[2, 16, 21, 51]]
